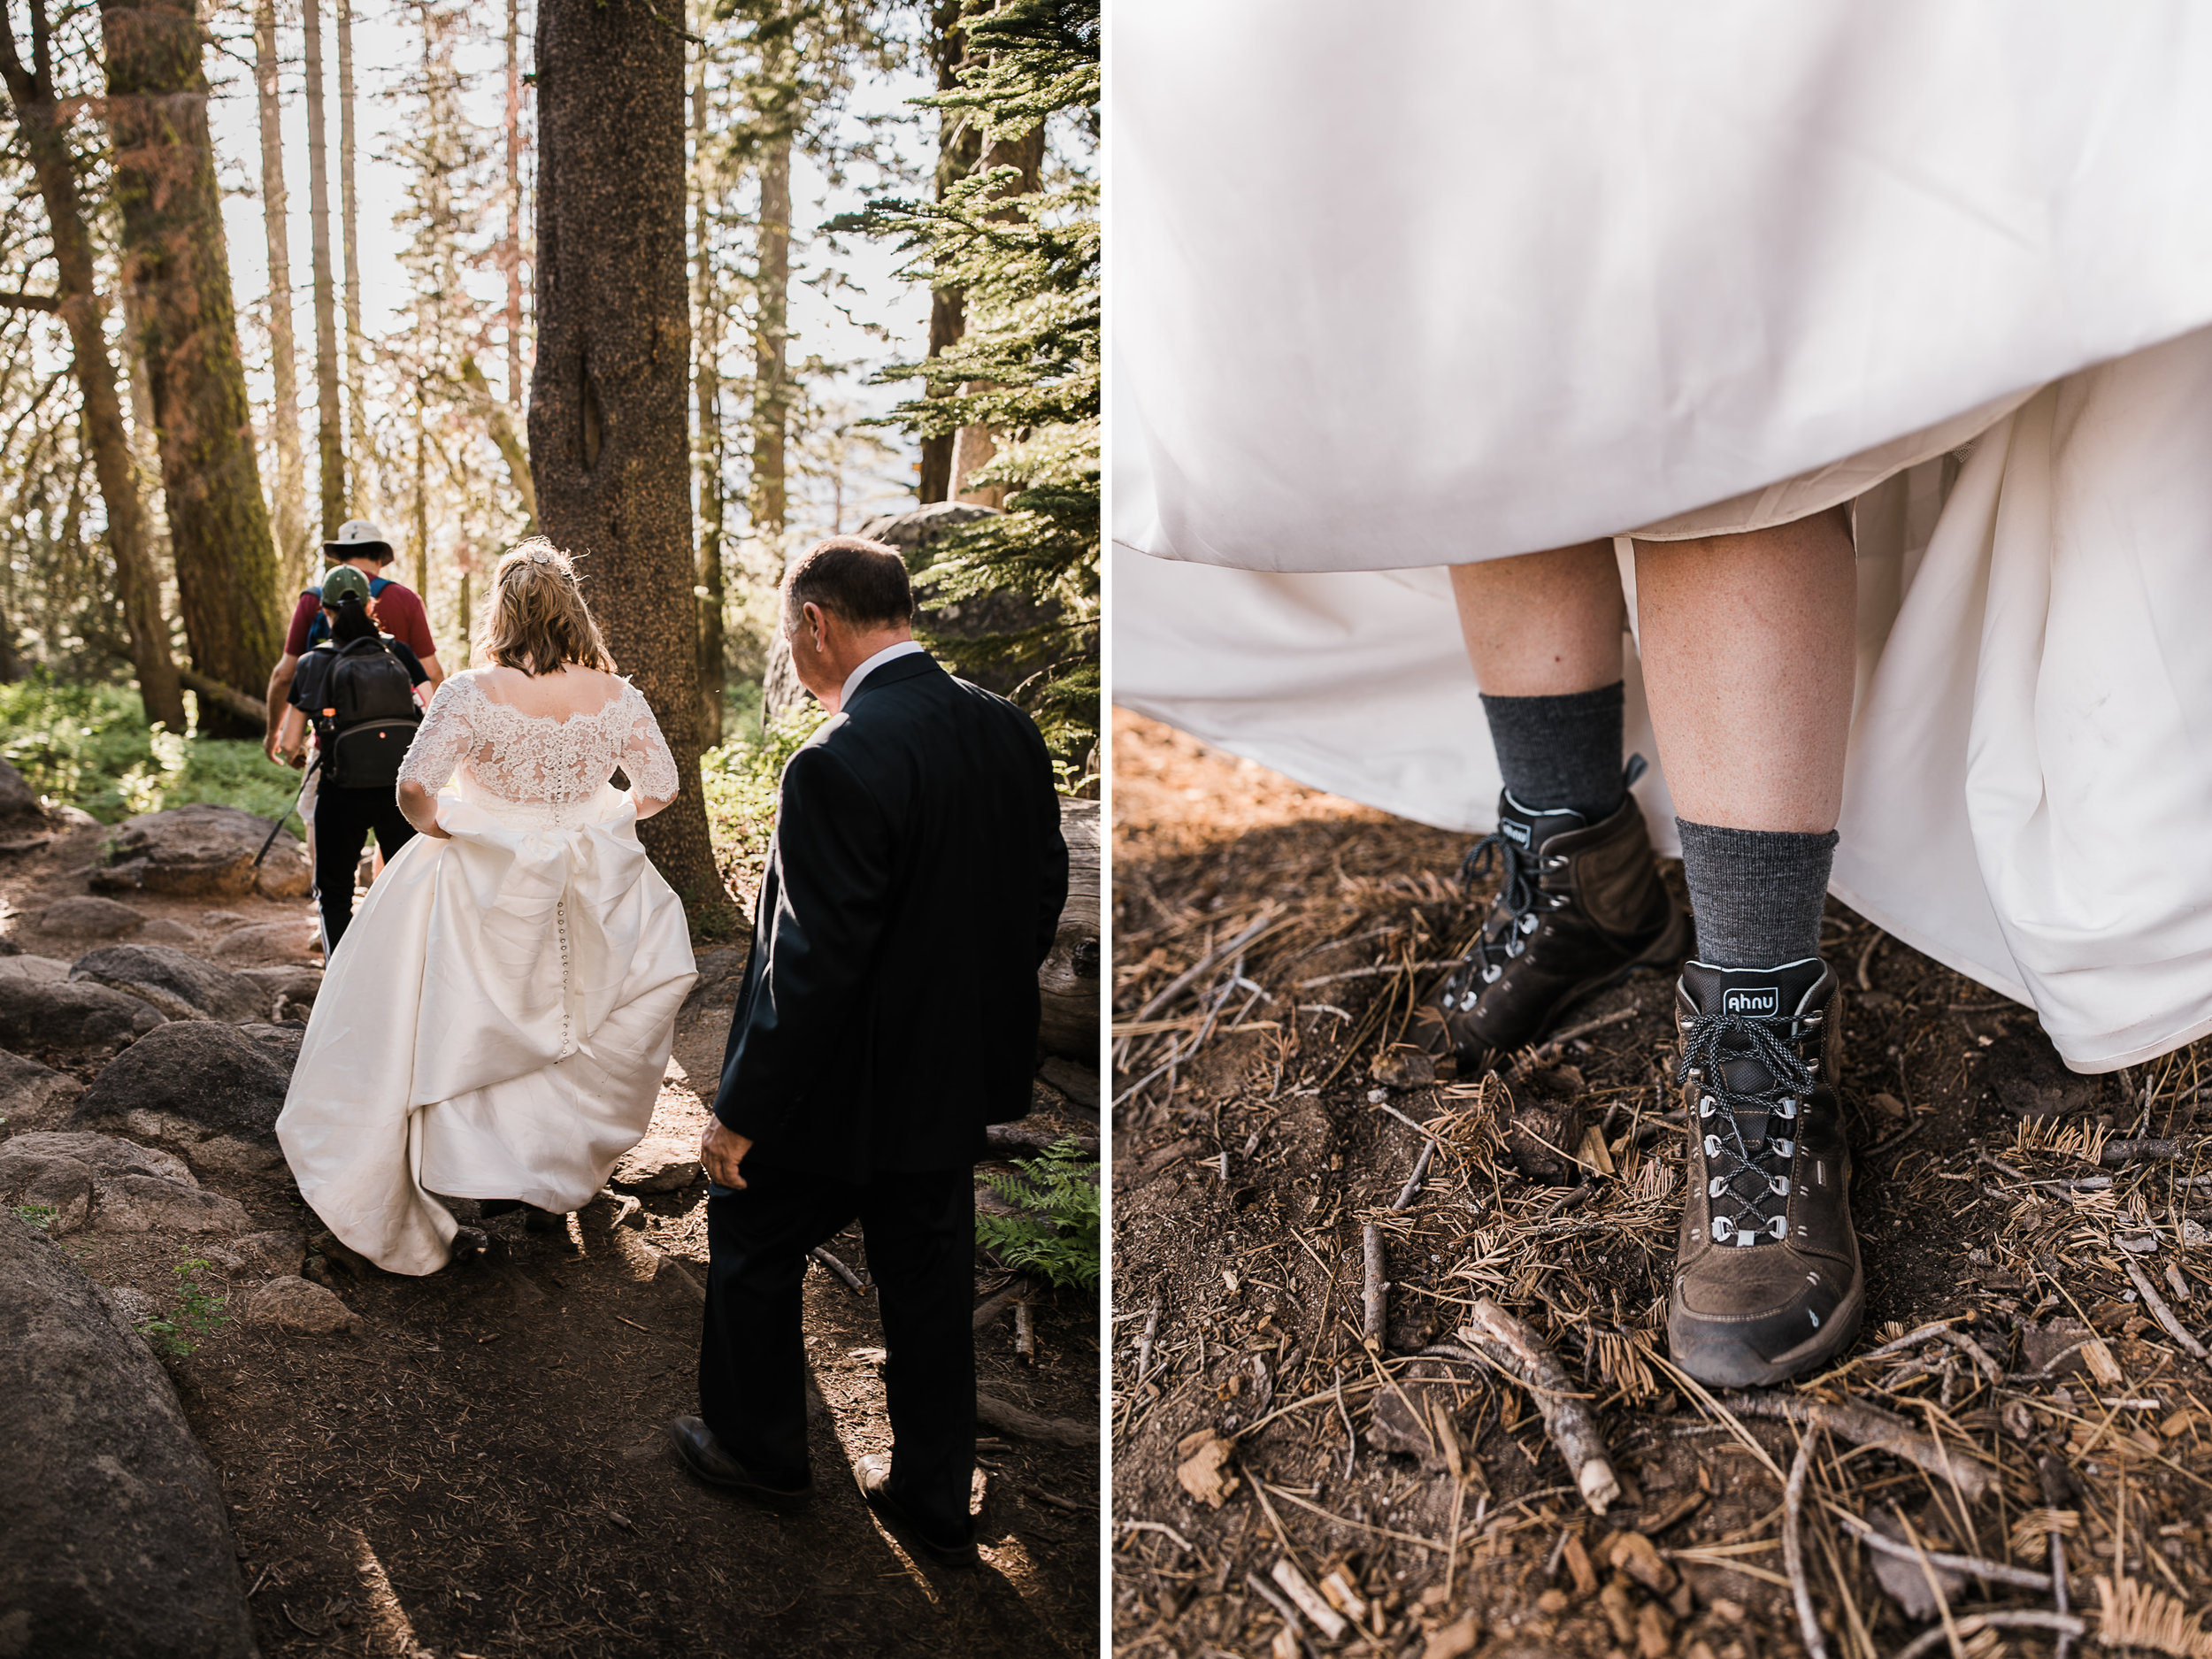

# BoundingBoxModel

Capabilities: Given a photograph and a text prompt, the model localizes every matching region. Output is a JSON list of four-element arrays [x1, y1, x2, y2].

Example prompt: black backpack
[[318, 636, 421, 788]]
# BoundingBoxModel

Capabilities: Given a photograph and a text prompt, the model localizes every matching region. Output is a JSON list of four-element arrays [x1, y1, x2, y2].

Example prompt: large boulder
[[0, 977, 165, 1057], [611, 1132, 703, 1194], [31, 895, 149, 940], [236, 964, 321, 1016], [0, 756, 51, 853], [91, 803, 309, 901], [0, 953, 70, 984], [0, 1214, 259, 1657], [0, 1047, 86, 1133], [70, 945, 270, 1025], [205, 919, 322, 965], [70, 1022, 299, 1175], [1038, 797, 1100, 1060], [0, 1133, 250, 1235]]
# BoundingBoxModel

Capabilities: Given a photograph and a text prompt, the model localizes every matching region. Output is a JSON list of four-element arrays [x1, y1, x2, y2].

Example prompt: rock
[[32, 895, 149, 939], [0, 1046, 85, 1131], [238, 964, 321, 1014], [0, 1214, 258, 1657], [230, 1229, 306, 1279], [1039, 797, 1101, 1061], [1037, 1054, 1099, 1112], [1502, 1091, 1586, 1186], [69, 944, 270, 1024], [106, 1285, 159, 1325], [244, 1274, 359, 1335], [1371, 1044, 1438, 1089], [71, 1020, 296, 1171], [0, 1133, 248, 1235], [205, 918, 321, 964], [611, 1132, 701, 1194], [92, 802, 307, 899], [677, 945, 747, 1024], [0, 953, 71, 984], [136, 918, 196, 945], [0, 755, 46, 830], [0, 975, 166, 1056], [1979, 1027, 2100, 1119]]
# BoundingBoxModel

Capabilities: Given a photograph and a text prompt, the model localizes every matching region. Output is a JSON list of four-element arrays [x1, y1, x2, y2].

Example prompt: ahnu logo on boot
[[1724, 987, 1780, 1017], [1500, 819, 1532, 847]]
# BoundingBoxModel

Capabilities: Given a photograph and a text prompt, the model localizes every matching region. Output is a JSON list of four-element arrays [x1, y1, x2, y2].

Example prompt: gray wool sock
[[1479, 682, 1625, 822], [1676, 818, 1839, 969]]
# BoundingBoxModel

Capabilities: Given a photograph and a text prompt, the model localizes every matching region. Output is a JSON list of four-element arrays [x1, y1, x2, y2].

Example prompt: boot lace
[[1445, 833, 1561, 1000], [1677, 1007, 1818, 1246]]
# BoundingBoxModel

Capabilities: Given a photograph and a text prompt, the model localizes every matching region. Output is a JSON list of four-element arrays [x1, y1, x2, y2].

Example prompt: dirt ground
[[1109, 710, 2212, 1659], [1, 818, 1101, 1659]]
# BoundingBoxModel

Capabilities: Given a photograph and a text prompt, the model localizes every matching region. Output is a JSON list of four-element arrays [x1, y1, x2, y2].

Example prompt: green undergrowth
[[976, 1138, 1100, 1291], [0, 677, 296, 825], [699, 700, 830, 877], [137, 1257, 229, 1358]]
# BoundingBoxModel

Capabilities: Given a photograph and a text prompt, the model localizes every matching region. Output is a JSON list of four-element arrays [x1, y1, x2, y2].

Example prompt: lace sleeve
[[396, 675, 478, 795], [619, 683, 681, 802]]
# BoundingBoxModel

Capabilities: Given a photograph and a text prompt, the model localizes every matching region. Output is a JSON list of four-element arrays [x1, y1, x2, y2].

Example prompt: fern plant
[[976, 1136, 1099, 1291]]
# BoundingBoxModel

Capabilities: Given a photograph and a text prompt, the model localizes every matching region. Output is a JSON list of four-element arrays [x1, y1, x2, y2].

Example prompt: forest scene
[[0, 0, 1100, 1652]]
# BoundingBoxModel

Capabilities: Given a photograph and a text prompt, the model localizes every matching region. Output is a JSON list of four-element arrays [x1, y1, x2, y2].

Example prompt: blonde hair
[[476, 538, 618, 677]]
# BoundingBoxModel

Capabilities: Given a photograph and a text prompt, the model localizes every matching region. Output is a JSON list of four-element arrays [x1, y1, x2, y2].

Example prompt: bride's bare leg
[[1631, 509, 1855, 833], [1448, 540, 1625, 694]]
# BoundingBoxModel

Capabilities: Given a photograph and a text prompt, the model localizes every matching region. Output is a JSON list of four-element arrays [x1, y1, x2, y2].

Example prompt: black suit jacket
[[714, 651, 1070, 1179]]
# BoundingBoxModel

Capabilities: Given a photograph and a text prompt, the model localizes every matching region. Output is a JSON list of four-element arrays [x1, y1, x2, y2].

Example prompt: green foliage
[[136, 1258, 229, 1359], [974, 1136, 1099, 1291], [699, 699, 831, 892], [11, 1204, 57, 1231], [0, 676, 298, 825], [833, 0, 1101, 769]]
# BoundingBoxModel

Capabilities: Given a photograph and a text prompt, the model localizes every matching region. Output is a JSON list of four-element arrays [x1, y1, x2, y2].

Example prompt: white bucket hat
[[324, 519, 395, 562]]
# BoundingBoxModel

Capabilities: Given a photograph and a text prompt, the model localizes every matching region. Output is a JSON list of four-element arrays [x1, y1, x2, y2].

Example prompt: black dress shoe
[[1417, 783, 1690, 1064], [667, 1417, 812, 1511], [1667, 958, 1864, 1386], [856, 1454, 979, 1569]]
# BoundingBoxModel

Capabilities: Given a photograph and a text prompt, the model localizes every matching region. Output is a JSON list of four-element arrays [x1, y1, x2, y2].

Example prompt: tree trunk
[[253, 0, 311, 596], [951, 122, 1045, 507], [1, 4, 187, 731], [749, 135, 791, 552], [505, 0, 526, 409], [531, 0, 731, 932], [460, 356, 538, 532], [302, 0, 343, 536], [917, 2, 977, 504], [689, 34, 724, 749], [95, 0, 279, 734], [338, 0, 369, 505]]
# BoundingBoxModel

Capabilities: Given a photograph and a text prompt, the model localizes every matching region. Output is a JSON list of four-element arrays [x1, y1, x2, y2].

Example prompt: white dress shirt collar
[[839, 639, 926, 711]]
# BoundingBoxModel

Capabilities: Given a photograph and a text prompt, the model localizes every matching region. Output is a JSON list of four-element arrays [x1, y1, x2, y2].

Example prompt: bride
[[276, 540, 700, 1274]]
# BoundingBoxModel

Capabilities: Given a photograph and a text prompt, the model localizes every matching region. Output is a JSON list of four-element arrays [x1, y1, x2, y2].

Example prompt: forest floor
[[1109, 710, 2212, 1659], [0, 821, 1101, 1659]]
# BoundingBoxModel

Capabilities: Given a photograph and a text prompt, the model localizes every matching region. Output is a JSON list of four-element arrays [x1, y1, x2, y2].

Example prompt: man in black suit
[[669, 537, 1070, 1569]]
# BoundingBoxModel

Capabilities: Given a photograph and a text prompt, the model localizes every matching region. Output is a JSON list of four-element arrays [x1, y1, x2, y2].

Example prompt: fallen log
[[976, 1391, 1098, 1447]]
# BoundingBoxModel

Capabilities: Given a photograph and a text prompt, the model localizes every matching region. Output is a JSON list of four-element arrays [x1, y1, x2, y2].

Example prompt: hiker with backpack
[[269, 564, 434, 953]]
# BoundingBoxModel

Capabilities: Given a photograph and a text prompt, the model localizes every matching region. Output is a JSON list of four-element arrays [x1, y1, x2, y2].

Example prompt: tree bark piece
[[97, 0, 285, 735], [976, 1390, 1097, 1447], [531, 0, 730, 929], [1361, 1221, 1387, 1348], [0, 4, 186, 731], [1723, 1391, 1994, 1504], [1457, 1299, 1622, 1514]]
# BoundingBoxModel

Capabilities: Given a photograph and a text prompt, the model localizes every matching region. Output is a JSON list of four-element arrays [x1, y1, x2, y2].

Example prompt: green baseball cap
[[320, 565, 373, 607]]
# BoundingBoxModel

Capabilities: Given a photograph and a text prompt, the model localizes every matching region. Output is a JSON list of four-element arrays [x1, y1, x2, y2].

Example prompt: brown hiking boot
[[1667, 957, 1863, 1386], [1416, 784, 1689, 1064]]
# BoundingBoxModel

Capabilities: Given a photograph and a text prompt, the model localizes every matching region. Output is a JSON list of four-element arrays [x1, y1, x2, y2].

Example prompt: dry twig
[[1724, 1392, 1994, 1503], [1360, 1224, 1387, 1347], [1456, 1300, 1620, 1514], [2119, 1249, 2210, 1363]]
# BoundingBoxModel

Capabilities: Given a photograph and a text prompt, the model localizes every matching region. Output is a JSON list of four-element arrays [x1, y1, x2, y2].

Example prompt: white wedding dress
[[276, 671, 699, 1274], [1112, 0, 2212, 1072]]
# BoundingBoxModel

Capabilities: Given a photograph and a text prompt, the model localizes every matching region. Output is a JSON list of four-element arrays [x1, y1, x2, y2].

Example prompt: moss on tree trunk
[[530, 0, 734, 934]]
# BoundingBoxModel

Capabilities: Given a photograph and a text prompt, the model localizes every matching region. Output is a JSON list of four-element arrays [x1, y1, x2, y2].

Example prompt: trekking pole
[[255, 754, 320, 867]]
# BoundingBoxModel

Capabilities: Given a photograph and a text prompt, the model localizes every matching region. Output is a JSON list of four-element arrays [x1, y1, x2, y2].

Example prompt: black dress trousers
[[698, 1161, 978, 1539]]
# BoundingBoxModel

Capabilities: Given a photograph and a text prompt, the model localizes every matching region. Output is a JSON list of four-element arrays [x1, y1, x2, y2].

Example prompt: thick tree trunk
[[2, 4, 187, 731], [748, 135, 792, 552], [96, 0, 281, 736], [531, 0, 731, 931], [951, 122, 1046, 507], [302, 0, 343, 536], [338, 0, 369, 504], [253, 0, 311, 596], [689, 37, 724, 749]]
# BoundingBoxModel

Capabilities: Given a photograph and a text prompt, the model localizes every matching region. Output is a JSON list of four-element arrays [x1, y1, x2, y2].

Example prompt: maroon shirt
[[285, 579, 436, 662]]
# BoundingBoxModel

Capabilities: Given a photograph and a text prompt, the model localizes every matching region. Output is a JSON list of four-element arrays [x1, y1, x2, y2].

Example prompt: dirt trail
[[1110, 710, 2211, 1659], [1, 819, 1100, 1659]]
